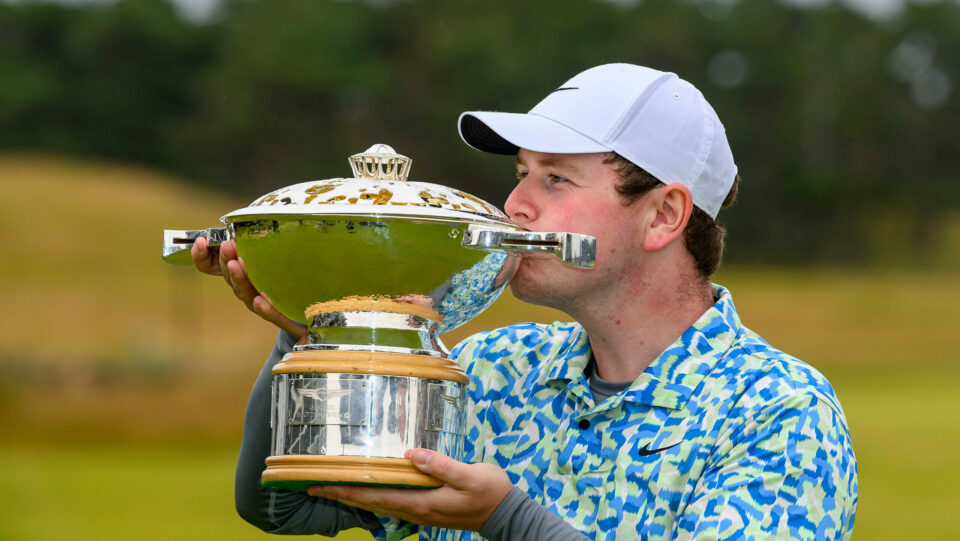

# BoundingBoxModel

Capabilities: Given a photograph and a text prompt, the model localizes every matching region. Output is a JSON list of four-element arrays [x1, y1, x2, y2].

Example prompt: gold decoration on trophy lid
[[349, 144, 412, 181], [219, 143, 512, 224]]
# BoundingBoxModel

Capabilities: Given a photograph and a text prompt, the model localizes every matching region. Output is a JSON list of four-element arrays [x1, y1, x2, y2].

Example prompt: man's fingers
[[218, 240, 234, 286], [309, 485, 386, 507], [308, 485, 433, 519], [220, 239, 237, 260], [191, 238, 307, 338], [191, 237, 222, 275], [227, 259, 259, 303], [191, 236, 207, 259], [253, 294, 307, 339], [405, 449, 471, 488], [306, 460, 512, 531]]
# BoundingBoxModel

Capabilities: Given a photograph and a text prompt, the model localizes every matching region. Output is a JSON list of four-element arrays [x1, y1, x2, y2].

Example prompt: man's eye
[[547, 174, 568, 184], [515, 170, 527, 182]]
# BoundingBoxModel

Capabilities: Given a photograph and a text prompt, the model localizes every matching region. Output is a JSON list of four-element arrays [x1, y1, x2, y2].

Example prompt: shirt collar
[[545, 284, 743, 411], [543, 325, 592, 383]]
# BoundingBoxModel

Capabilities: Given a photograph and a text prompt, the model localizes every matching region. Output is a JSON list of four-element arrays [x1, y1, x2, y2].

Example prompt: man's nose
[[504, 180, 537, 224]]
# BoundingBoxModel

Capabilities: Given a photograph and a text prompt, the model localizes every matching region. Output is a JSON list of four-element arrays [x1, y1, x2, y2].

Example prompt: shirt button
[[578, 419, 590, 430]]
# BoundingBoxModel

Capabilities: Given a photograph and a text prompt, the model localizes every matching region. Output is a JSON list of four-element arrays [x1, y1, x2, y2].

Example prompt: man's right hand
[[191, 237, 307, 340]]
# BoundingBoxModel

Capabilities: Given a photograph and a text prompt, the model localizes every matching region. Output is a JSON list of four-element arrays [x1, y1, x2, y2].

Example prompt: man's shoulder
[[714, 327, 847, 422], [452, 320, 580, 361], [451, 320, 580, 383]]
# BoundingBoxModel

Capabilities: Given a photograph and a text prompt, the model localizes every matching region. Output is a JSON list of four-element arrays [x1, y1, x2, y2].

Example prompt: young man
[[195, 64, 858, 540]]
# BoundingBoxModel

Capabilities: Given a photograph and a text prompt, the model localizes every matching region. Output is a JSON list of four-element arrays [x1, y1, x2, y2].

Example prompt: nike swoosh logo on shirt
[[637, 441, 681, 456]]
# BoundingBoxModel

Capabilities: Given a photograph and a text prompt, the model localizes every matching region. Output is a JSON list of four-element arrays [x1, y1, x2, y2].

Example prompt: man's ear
[[642, 183, 694, 252]]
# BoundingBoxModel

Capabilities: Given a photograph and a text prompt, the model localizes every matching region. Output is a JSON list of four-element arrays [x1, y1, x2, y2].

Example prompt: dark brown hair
[[603, 153, 739, 278]]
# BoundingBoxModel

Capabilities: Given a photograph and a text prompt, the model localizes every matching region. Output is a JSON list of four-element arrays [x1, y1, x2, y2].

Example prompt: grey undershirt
[[235, 331, 627, 540], [585, 356, 632, 404]]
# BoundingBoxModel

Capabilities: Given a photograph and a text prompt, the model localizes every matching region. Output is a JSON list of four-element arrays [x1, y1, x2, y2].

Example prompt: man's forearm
[[479, 487, 590, 541], [234, 330, 381, 535]]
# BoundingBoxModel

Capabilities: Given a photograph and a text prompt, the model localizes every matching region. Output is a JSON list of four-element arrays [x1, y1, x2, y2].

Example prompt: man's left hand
[[307, 449, 513, 531]]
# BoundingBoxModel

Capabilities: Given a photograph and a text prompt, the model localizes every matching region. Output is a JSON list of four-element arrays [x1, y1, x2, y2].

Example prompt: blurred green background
[[1, 0, 958, 539]]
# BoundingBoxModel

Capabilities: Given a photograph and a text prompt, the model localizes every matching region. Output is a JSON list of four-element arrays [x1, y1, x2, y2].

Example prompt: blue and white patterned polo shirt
[[375, 285, 858, 540]]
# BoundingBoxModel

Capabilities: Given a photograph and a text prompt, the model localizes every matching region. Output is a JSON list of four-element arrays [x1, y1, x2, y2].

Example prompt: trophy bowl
[[162, 144, 595, 489]]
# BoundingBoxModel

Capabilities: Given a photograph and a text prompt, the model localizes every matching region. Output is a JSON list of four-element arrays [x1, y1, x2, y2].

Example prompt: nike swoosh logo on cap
[[552, 86, 579, 92]]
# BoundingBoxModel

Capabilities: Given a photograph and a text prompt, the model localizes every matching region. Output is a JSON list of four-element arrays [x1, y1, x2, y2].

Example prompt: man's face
[[504, 149, 641, 309]]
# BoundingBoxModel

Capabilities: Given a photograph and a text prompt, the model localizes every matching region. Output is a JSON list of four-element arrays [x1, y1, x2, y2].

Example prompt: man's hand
[[307, 449, 513, 531], [191, 237, 306, 339]]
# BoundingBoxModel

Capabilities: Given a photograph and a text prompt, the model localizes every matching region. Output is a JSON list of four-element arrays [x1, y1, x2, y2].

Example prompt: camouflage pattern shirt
[[375, 285, 858, 540]]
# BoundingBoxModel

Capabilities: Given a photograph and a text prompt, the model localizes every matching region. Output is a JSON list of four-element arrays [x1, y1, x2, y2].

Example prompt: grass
[[0, 444, 374, 541], [1, 155, 958, 539], [0, 154, 278, 371]]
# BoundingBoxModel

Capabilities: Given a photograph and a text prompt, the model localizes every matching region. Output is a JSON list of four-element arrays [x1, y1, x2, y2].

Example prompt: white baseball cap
[[458, 63, 737, 218]]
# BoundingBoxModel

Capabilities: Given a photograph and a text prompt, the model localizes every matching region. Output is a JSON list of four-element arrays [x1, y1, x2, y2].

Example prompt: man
[[194, 64, 858, 540]]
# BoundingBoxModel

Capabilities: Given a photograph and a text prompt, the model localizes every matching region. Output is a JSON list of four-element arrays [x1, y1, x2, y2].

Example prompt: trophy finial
[[349, 144, 412, 181]]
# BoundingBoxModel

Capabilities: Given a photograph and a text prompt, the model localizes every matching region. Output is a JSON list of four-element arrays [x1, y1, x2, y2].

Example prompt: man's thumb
[[406, 449, 467, 486]]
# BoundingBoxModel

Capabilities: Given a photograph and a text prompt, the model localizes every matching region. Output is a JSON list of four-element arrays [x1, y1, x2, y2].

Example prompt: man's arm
[[234, 329, 383, 535], [673, 393, 858, 540], [479, 487, 591, 541]]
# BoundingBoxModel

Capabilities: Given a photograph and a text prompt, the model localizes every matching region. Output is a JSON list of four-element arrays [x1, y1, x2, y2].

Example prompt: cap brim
[[459, 111, 609, 155]]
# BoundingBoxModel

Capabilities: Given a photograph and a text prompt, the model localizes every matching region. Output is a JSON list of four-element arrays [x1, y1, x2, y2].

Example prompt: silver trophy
[[162, 144, 595, 489]]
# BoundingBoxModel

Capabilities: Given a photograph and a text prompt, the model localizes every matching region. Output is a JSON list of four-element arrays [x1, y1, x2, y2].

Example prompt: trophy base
[[261, 455, 443, 489]]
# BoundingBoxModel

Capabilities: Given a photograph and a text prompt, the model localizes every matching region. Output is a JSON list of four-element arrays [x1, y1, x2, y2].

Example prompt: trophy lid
[[221, 144, 511, 225]]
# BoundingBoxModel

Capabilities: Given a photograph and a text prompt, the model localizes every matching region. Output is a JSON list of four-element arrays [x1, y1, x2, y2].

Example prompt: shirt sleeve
[[673, 392, 859, 540], [479, 487, 591, 541], [234, 330, 388, 536]]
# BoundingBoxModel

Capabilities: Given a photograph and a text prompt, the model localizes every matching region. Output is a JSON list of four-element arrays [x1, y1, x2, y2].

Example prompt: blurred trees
[[0, 0, 957, 265], [0, 0, 211, 166]]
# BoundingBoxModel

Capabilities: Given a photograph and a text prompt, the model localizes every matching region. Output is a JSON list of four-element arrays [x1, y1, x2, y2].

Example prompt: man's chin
[[508, 272, 560, 308], [508, 255, 589, 306], [508, 283, 551, 308]]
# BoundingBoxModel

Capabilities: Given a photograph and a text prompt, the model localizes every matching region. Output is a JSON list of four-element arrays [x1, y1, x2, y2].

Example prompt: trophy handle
[[162, 227, 232, 265], [462, 225, 596, 269]]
